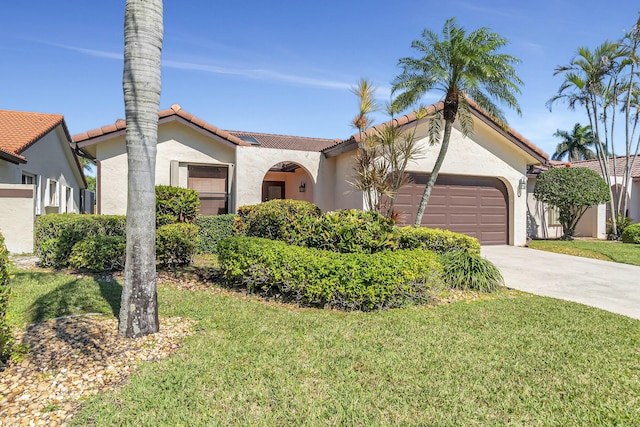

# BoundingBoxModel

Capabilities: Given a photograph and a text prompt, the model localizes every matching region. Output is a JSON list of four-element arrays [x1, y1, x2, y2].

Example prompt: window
[[187, 165, 229, 215], [548, 206, 561, 226], [46, 179, 59, 207], [21, 173, 35, 185], [66, 187, 74, 213]]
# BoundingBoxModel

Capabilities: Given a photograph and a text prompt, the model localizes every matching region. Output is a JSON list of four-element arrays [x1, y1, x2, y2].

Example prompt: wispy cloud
[[47, 42, 353, 91]]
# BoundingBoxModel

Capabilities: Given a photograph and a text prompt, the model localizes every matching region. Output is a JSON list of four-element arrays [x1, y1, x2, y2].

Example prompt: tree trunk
[[413, 119, 452, 226], [119, 0, 163, 338]]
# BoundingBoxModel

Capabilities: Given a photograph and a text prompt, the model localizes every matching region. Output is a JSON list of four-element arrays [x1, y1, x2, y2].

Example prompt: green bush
[[195, 214, 237, 254], [621, 223, 640, 244], [156, 185, 200, 224], [234, 199, 321, 245], [217, 237, 443, 311], [0, 232, 12, 365], [156, 223, 199, 267], [441, 251, 503, 292], [306, 209, 395, 253], [34, 214, 126, 268], [68, 236, 126, 272], [393, 226, 481, 255]]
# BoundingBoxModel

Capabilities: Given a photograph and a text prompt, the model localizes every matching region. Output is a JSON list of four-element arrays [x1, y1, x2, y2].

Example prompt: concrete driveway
[[481, 245, 640, 320]]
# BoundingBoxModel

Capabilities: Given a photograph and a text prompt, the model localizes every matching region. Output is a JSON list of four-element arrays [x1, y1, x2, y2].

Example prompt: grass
[[529, 239, 640, 266], [5, 267, 640, 426]]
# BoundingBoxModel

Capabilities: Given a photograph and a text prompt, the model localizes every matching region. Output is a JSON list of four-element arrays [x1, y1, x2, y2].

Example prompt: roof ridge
[[227, 129, 336, 141]]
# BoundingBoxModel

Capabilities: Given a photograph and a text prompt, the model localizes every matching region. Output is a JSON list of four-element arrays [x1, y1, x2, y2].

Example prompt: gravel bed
[[0, 315, 195, 426]]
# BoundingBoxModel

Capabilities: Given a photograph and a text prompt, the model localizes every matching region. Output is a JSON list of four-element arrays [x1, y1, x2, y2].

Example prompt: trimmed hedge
[[195, 214, 237, 254], [0, 232, 11, 364], [156, 185, 200, 224], [234, 199, 321, 245], [217, 237, 443, 311], [306, 209, 395, 253], [621, 223, 640, 244], [156, 223, 199, 267], [68, 236, 126, 272], [393, 226, 481, 255], [35, 214, 126, 268]]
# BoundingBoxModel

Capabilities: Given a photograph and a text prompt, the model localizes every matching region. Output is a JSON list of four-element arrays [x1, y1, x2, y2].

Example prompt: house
[[73, 102, 549, 246], [0, 110, 88, 253], [526, 156, 640, 240]]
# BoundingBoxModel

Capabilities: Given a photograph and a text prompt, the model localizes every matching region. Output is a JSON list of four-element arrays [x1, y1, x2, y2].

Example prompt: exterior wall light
[[518, 176, 527, 197], [299, 182, 306, 192]]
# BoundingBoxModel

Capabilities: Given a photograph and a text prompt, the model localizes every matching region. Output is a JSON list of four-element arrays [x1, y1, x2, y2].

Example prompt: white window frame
[[45, 179, 59, 207]]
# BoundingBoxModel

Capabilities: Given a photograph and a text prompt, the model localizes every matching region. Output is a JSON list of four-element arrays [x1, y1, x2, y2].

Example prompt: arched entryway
[[262, 162, 314, 203]]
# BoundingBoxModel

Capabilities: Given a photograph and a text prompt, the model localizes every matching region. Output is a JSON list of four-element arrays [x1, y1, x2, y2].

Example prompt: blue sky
[[2, 1, 639, 156]]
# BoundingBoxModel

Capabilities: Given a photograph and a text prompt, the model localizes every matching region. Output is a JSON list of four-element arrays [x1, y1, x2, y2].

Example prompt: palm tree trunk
[[119, 0, 163, 338], [413, 119, 452, 226]]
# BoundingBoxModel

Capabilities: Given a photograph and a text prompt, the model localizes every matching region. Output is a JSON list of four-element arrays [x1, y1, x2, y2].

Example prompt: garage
[[394, 174, 509, 245]]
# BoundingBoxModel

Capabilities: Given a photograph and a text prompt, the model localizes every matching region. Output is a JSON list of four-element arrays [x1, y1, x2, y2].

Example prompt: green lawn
[[529, 239, 640, 266], [6, 268, 640, 426]]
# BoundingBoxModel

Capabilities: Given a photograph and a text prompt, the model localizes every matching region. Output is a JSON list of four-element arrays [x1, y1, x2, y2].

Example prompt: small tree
[[349, 79, 425, 216], [533, 167, 610, 240]]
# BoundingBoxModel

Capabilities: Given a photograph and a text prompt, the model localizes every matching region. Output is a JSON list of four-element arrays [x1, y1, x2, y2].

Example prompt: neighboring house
[[0, 110, 88, 253], [527, 156, 640, 240], [74, 102, 549, 246]]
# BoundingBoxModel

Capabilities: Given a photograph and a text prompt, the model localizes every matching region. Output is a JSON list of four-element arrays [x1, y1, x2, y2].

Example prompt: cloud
[[47, 42, 353, 91]]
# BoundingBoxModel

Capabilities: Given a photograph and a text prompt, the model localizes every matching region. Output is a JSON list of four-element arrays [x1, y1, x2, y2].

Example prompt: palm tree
[[392, 17, 522, 226], [552, 123, 597, 162], [119, 0, 163, 338]]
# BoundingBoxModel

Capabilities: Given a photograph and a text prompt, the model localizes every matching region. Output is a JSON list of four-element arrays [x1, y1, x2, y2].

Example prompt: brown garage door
[[394, 174, 508, 245]]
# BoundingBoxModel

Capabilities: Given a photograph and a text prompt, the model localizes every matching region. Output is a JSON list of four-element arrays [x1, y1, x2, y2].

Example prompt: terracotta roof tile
[[322, 98, 549, 162], [227, 130, 337, 152], [73, 104, 250, 147], [571, 156, 640, 178], [0, 110, 64, 156]]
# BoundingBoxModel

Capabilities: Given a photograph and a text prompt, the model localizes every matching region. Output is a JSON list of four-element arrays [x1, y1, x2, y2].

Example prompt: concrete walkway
[[481, 245, 640, 320]]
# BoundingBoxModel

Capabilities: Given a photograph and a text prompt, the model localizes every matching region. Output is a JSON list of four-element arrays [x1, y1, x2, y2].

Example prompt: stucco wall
[[332, 151, 364, 211], [629, 179, 640, 222], [262, 169, 314, 204], [0, 184, 35, 253], [235, 146, 322, 209], [96, 122, 236, 215]]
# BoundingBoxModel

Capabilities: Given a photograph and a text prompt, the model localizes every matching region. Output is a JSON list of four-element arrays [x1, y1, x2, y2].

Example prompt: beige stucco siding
[[235, 146, 322, 209], [16, 126, 84, 214], [332, 152, 364, 211], [0, 184, 35, 253], [96, 122, 236, 215]]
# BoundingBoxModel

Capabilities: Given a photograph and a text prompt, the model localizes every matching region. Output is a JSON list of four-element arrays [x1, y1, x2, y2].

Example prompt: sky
[[1, 1, 639, 157]]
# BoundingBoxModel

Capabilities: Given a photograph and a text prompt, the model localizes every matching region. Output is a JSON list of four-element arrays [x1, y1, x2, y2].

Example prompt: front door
[[262, 181, 285, 202]]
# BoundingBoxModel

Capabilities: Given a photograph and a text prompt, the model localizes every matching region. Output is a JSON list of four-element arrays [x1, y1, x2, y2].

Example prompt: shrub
[[622, 223, 640, 244], [533, 167, 610, 239], [394, 226, 481, 255], [441, 251, 503, 292], [156, 185, 200, 224], [608, 214, 634, 240], [217, 237, 443, 311], [156, 223, 199, 267], [34, 214, 126, 268], [306, 209, 395, 253], [195, 214, 237, 254], [0, 232, 12, 365], [68, 236, 126, 272], [234, 199, 321, 245]]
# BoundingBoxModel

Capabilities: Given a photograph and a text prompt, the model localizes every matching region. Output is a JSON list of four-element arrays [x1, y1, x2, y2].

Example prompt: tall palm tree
[[552, 123, 597, 162], [119, 0, 163, 338], [392, 17, 522, 226]]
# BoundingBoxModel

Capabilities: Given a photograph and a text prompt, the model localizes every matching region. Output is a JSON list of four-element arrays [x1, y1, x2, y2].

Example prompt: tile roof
[[0, 110, 66, 162], [571, 156, 640, 178], [227, 130, 338, 152], [73, 104, 250, 147], [322, 98, 549, 163]]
